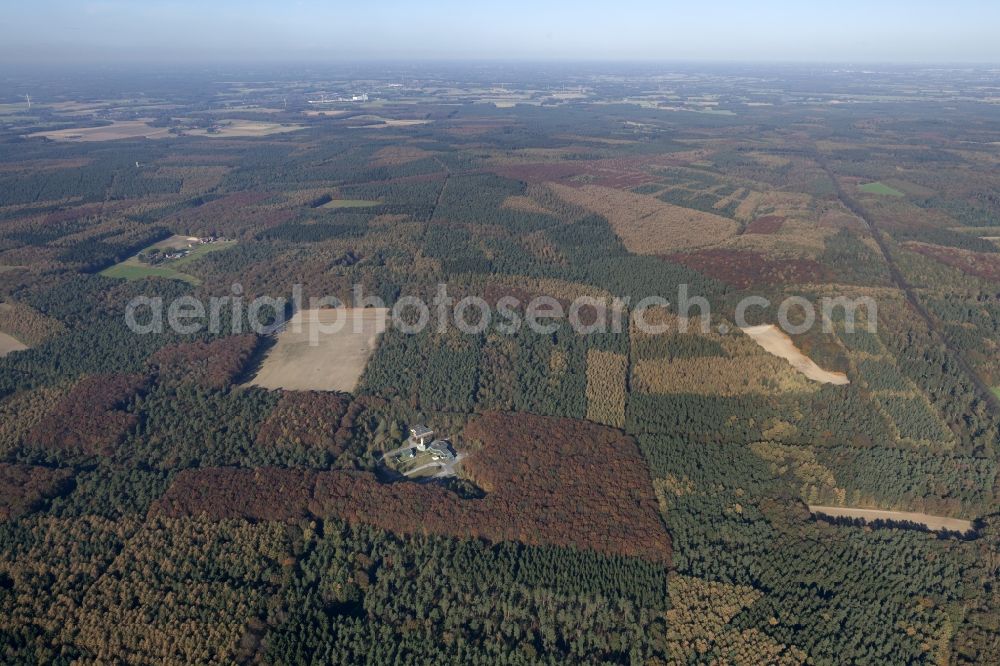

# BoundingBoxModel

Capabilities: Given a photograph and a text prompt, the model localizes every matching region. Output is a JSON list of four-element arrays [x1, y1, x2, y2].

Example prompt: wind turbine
[[24, 94, 31, 110]]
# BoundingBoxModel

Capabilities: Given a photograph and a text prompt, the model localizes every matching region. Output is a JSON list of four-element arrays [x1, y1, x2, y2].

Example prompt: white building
[[408, 425, 434, 451]]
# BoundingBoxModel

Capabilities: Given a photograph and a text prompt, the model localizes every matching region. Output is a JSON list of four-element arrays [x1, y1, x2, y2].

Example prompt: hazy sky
[[3, 0, 999, 64]]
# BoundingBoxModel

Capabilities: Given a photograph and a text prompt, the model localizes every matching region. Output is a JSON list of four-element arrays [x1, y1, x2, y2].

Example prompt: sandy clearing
[[809, 506, 972, 533], [348, 118, 431, 128], [183, 120, 306, 137], [248, 308, 388, 392], [0, 332, 28, 358], [27, 120, 173, 142], [741, 324, 849, 385], [303, 110, 349, 117]]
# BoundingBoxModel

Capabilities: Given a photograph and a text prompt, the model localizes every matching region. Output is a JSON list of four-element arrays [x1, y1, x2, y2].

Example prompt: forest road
[[816, 155, 1000, 412]]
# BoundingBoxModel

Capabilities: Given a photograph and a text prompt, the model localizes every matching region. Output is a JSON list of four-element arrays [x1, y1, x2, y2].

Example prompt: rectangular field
[[27, 120, 173, 142], [182, 120, 306, 137], [248, 308, 389, 392], [99, 263, 198, 283]]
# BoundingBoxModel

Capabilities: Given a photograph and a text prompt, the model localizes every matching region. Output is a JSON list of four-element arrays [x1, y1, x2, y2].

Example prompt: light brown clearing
[[302, 109, 349, 117], [156, 234, 202, 250], [554, 133, 638, 145], [27, 120, 173, 142], [248, 308, 388, 392], [348, 116, 431, 129], [809, 505, 972, 533], [202, 106, 284, 114], [734, 190, 815, 224], [741, 325, 849, 385], [182, 120, 305, 137], [719, 219, 833, 257], [0, 332, 27, 358], [548, 183, 738, 253]]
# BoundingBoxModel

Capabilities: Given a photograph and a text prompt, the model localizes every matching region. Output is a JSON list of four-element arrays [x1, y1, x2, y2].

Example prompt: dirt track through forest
[[818, 156, 1000, 412]]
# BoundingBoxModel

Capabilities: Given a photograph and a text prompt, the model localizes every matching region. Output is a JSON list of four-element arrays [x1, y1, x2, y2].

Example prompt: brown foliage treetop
[[255, 390, 352, 453], [665, 248, 829, 289], [0, 463, 73, 521], [905, 241, 1000, 282], [152, 412, 671, 564], [149, 334, 259, 389], [26, 374, 149, 456]]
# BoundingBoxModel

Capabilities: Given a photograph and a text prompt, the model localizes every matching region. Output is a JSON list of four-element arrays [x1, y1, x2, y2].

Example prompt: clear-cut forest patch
[[548, 182, 739, 252], [248, 308, 388, 392], [742, 325, 849, 385]]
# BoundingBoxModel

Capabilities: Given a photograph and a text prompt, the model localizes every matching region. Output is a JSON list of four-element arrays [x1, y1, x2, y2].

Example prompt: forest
[[150, 412, 671, 563], [0, 67, 998, 664]]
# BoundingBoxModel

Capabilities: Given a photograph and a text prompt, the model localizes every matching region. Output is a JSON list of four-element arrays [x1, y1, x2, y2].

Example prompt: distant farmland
[[27, 120, 173, 142], [182, 120, 306, 137]]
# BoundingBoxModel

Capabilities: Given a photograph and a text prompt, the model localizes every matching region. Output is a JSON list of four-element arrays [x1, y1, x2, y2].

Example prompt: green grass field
[[100, 263, 200, 284], [321, 199, 381, 209], [881, 178, 935, 197], [100, 240, 235, 285], [859, 181, 906, 197], [992, 387, 1000, 401], [170, 240, 236, 266]]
